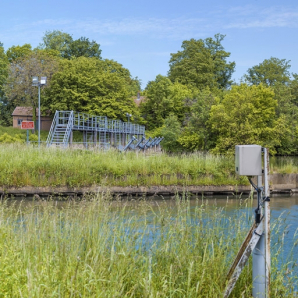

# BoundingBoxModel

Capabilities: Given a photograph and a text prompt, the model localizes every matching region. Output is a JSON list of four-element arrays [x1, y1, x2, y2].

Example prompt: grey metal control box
[[235, 145, 262, 176]]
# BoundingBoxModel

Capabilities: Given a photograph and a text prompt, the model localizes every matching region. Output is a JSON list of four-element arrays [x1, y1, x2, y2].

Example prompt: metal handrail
[[62, 110, 74, 147], [46, 111, 59, 147]]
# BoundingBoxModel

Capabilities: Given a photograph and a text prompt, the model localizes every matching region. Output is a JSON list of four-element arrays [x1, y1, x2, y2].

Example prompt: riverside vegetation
[[0, 195, 296, 297], [1, 143, 247, 188], [1, 144, 298, 188]]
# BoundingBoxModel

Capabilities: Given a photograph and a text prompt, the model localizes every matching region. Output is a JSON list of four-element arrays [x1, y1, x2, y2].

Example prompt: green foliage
[[68, 36, 102, 59], [180, 88, 218, 151], [4, 51, 60, 122], [6, 44, 32, 63], [0, 132, 24, 143], [209, 83, 284, 154], [141, 75, 192, 130], [46, 57, 138, 121], [29, 134, 38, 142], [168, 34, 235, 90], [0, 97, 14, 126], [39, 30, 102, 59], [0, 43, 8, 96], [0, 144, 248, 187], [39, 30, 73, 58], [244, 57, 291, 86], [160, 114, 183, 152], [272, 83, 298, 155]]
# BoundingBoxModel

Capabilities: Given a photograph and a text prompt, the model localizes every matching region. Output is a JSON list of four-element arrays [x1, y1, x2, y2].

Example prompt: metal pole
[[38, 83, 41, 148], [253, 175, 266, 298], [263, 148, 271, 297]]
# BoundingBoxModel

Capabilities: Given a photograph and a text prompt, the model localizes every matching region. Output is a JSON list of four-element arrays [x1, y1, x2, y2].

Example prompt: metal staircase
[[46, 110, 158, 150], [46, 111, 74, 147]]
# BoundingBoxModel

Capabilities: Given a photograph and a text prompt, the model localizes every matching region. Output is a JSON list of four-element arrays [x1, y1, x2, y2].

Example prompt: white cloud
[[225, 6, 298, 29], [1, 4, 298, 49]]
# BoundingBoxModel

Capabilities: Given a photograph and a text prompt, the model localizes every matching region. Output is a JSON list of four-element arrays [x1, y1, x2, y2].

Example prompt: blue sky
[[1, 0, 298, 89]]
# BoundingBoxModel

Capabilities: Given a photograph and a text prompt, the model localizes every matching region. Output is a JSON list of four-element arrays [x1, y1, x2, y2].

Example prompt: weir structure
[[46, 110, 163, 151]]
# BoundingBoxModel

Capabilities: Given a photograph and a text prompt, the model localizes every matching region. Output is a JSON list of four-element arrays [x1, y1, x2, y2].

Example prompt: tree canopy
[[140, 75, 192, 130], [6, 44, 32, 63], [244, 57, 291, 86], [46, 57, 137, 121], [39, 30, 102, 59], [209, 84, 285, 153], [4, 51, 60, 121], [0, 44, 8, 96], [168, 34, 235, 90]]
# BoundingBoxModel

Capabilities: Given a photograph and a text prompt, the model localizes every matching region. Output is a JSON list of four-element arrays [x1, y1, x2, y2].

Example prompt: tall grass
[[0, 195, 296, 297], [0, 144, 247, 187]]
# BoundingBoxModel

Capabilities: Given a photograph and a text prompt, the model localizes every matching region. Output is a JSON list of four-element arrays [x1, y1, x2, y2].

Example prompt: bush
[[0, 133, 24, 143], [29, 134, 38, 142]]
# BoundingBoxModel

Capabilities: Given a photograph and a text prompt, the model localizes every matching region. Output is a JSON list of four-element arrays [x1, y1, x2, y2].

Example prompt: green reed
[[0, 195, 296, 297], [0, 144, 247, 187]]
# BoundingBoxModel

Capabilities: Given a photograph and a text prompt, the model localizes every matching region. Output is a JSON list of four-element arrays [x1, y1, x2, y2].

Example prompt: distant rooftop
[[12, 107, 50, 116]]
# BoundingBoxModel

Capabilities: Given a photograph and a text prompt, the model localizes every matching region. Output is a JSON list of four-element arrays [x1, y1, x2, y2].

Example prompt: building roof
[[132, 96, 146, 107], [12, 107, 50, 116]]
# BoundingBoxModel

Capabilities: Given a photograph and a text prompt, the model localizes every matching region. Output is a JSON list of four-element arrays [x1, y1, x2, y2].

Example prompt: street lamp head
[[32, 76, 39, 86], [40, 77, 47, 85]]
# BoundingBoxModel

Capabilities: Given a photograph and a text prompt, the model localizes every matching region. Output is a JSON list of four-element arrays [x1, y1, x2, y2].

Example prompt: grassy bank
[[0, 195, 296, 297], [1, 144, 297, 188], [0, 144, 248, 188]]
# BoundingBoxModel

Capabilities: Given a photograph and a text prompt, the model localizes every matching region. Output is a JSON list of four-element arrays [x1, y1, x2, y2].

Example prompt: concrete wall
[[1, 173, 298, 197]]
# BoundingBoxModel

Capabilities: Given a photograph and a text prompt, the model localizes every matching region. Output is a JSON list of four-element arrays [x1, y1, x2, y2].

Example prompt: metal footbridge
[[46, 111, 163, 151]]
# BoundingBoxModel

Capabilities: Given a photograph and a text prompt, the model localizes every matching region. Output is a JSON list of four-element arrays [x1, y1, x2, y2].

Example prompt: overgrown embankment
[[0, 144, 249, 188], [1, 144, 297, 194]]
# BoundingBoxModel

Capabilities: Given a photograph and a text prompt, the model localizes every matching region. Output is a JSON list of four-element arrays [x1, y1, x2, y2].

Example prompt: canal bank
[[1, 173, 298, 197]]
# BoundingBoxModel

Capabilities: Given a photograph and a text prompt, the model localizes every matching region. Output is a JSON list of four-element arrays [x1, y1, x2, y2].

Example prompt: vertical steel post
[[253, 175, 266, 298], [38, 84, 41, 147], [263, 148, 270, 296]]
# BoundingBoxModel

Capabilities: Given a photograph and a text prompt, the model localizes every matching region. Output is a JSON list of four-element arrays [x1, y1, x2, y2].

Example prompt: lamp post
[[32, 76, 47, 147], [126, 113, 132, 123]]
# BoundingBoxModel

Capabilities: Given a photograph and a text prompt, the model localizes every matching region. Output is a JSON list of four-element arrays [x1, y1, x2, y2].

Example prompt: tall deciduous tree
[[39, 30, 73, 59], [140, 75, 192, 130], [0, 43, 8, 94], [6, 44, 32, 63], [178, 88, 217, 151], [168, 34, 235, 90], [39, 30, 102, 59], [244, 57, 291, 86], [69, 37, 102, 59], [46, 57, 137, 121], [209, 83, 286, 154], [0, 43, 11, 126], [4, 51, 60, 123]]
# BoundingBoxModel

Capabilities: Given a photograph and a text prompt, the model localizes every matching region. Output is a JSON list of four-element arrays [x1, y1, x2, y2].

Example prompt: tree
[[39, 30, 73, 59], [46, 57, 137, 121], [244, 57, 291, 86], [140, 75, 192, 130], [178, 88, 217, 151], [69, 37, 102, 59], [168, 34, 235, 90], [39, 30, 102, 59], [0, 43, 8, 93], [4, 51, 60, 123], [208, 83, 286, 154], [160, 114, 183, 152], [6, 44, 32, 63], [272, 82, 298, 155]]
